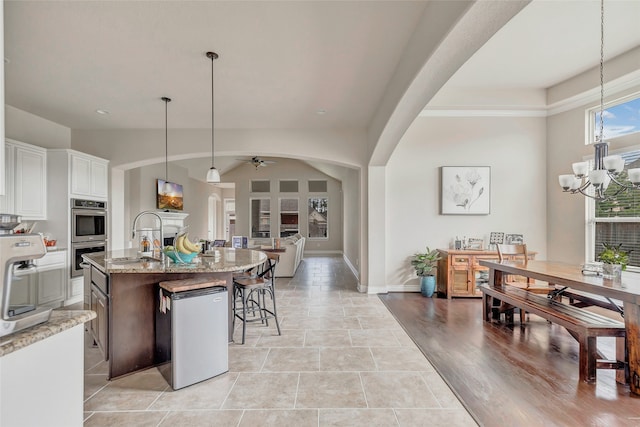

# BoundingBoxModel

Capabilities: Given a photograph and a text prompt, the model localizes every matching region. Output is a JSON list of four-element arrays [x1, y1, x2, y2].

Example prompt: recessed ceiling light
[[316, 109, 327, 115], [95, 109, 110, 115]]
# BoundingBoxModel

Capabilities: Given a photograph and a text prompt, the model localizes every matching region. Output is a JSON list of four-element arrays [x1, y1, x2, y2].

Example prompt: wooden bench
[[478, 283, 627, 384]]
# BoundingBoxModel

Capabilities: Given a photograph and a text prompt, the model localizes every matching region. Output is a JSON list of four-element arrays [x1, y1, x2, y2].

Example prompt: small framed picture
[[489, 232, 504, 245], [505, 234, 524, 245], [467, 238, 484, 250]]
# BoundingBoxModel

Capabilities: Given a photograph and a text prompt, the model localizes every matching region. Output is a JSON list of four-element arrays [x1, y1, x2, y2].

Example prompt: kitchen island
[[83, 248, 266, 379]]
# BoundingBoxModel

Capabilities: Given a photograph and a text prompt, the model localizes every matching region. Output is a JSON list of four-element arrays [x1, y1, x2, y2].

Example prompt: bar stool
[[232, 252, 281, 344]]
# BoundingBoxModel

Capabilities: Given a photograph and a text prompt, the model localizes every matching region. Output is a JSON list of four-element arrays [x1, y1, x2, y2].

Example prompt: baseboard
[[64, 295, 83, 306], [342, 254, 360, 281], [387, 284, 420, 293], [304, 250, 343, 255]]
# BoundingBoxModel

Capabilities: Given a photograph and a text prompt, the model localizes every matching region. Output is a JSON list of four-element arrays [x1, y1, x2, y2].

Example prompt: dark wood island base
[[109, 271, 233, 380]]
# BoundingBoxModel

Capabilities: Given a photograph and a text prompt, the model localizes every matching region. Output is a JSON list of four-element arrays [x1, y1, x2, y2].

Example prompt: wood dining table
[[479, 259, 640, 395]]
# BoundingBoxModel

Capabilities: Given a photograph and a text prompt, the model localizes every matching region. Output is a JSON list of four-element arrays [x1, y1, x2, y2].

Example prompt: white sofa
[[250, 234, 305, 277]]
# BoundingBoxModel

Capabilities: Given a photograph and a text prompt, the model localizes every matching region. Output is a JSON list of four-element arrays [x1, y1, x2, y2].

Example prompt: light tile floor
[[82, 255, 476, 426]]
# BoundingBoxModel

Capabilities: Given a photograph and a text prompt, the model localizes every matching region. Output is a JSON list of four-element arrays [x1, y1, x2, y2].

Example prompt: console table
[[437, 249, 536, 299]]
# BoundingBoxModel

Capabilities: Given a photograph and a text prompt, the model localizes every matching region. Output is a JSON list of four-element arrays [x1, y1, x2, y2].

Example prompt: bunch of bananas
[[174, 233, 201, 255]]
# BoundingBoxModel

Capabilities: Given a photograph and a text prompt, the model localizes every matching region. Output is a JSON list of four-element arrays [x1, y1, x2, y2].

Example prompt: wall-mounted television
[[156, 179, 184, 211]]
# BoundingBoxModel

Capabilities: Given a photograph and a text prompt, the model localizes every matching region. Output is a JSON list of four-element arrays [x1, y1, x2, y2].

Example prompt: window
[[280, 180, 298, 192], [590, 96, 640, 142], [587, 94, 640, 268], [250, 198, 271, 238], [251, 180, 270, 193], [591, 150, 640, 268], [279, 198, 299, 237], [308, 180, 327, 192], [308, 197, 328, 239]]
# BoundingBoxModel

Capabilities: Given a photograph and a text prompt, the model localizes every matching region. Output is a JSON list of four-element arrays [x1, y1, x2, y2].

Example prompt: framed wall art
[[440, 166, 491, 215]]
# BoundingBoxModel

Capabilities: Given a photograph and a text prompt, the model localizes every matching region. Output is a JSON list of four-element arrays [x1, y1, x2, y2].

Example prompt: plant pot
[[602, 263, 622, 280], [420, 275, 436, 297]]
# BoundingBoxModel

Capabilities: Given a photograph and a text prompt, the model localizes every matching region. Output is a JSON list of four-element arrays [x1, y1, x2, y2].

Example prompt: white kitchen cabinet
[[8, 272, 36, 307], [37, 268, 66, 306], [9, 251, 67, 309], [68, 276, 83, 305], [34, 250, 67, 308], [70, 151, 109, 200], [0, 139, 47, 220]]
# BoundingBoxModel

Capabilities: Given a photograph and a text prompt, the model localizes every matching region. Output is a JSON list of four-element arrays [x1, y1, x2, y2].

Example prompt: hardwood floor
[[379, 293, 640, 427]]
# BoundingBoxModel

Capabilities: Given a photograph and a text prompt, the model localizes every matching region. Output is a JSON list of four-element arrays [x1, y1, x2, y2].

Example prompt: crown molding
[[418, 109, 547, 118]]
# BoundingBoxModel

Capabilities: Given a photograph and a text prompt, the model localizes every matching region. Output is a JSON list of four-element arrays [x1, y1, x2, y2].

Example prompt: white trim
[[387, 284, 421, 293], [548, 71, 640, 117], [419, 109, 547, 118], [342, 253, 359, 281], [304, 249, 341, 255], [420, 72, 640, 119]]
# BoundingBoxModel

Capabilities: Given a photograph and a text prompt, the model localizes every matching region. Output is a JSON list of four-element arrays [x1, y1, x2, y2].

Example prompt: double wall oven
[[71, 199, 107, 277]]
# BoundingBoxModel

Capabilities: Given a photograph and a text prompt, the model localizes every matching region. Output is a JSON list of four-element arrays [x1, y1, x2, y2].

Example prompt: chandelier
[[558, 0, 640, 201]]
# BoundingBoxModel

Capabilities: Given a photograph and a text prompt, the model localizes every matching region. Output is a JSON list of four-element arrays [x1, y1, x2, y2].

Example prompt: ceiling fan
[[237, 156, 276, 169]]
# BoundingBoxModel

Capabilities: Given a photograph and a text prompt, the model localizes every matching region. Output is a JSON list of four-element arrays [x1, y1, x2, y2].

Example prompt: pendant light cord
[[210, 53, 216, 168], [598, 0, 604, 143], [164, 99, 169, 182], [161, 96, 171, 183]]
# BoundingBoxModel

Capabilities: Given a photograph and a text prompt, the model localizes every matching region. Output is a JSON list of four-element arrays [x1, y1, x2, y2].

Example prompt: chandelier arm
[[573, 186, 608, 201], [607, 174, 639, 190]]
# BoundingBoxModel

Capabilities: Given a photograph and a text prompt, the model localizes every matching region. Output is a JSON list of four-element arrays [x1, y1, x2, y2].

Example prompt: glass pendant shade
[[628, 168, 640, 184], [206, 167, 220, 183], [559, 174, 581, 191], [603, 155, 625, 173], [572, 162, 589, 178]]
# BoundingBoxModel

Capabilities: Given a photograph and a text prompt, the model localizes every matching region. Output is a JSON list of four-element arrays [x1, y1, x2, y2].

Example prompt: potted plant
[[411, 247, 441, 297], [598, 243, 631, 280]]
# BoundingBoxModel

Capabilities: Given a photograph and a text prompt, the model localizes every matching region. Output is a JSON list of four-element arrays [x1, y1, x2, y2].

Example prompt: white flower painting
[[441, 166, 490, 215]]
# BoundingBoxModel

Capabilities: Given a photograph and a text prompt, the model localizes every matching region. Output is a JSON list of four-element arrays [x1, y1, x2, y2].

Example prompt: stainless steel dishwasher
[[155, 279, 228, 390]]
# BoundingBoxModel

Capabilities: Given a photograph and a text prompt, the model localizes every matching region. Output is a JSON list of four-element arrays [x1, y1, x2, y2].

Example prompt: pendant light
[[206, 51, 221, 183], [161, 96, 172, 194]]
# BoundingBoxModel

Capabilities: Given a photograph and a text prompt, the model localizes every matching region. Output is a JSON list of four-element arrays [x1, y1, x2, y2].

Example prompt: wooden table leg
[[624, 302, 640, 394]]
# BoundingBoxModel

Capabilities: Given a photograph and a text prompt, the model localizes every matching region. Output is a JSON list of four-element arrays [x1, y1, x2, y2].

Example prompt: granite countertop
[[0, 310, 96, 357], [83, 247, 267, 274]]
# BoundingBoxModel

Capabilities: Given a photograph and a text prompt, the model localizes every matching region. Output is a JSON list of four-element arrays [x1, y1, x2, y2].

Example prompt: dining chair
[[496, 243, 555, 322], [232, 251, 281, 344]]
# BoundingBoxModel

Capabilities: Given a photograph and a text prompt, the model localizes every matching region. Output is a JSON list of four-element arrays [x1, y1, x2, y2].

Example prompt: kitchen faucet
[[131, 211, 164, 257]]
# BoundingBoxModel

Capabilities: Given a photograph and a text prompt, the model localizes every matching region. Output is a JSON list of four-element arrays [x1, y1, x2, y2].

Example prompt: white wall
[[123, 162, 217, 247], [385, 115, 547, 290]]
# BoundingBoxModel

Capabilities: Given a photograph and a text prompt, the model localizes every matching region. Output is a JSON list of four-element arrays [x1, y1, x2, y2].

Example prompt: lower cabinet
[[9, 251, 66, 309], [89, 265, 109, 361], [8, 273, 36, 306], [37, 268, 66, 306]]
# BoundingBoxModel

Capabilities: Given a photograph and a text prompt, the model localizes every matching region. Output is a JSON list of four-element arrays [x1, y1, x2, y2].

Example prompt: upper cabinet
[[0, 139, 47, 220], [69, 152, 109, 200]]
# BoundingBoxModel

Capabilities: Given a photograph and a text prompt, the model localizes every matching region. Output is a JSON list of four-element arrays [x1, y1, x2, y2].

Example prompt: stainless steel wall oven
[[71, 199, 107, 277], [71, 241, 106, 278], [71, 199, 107, 243]]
